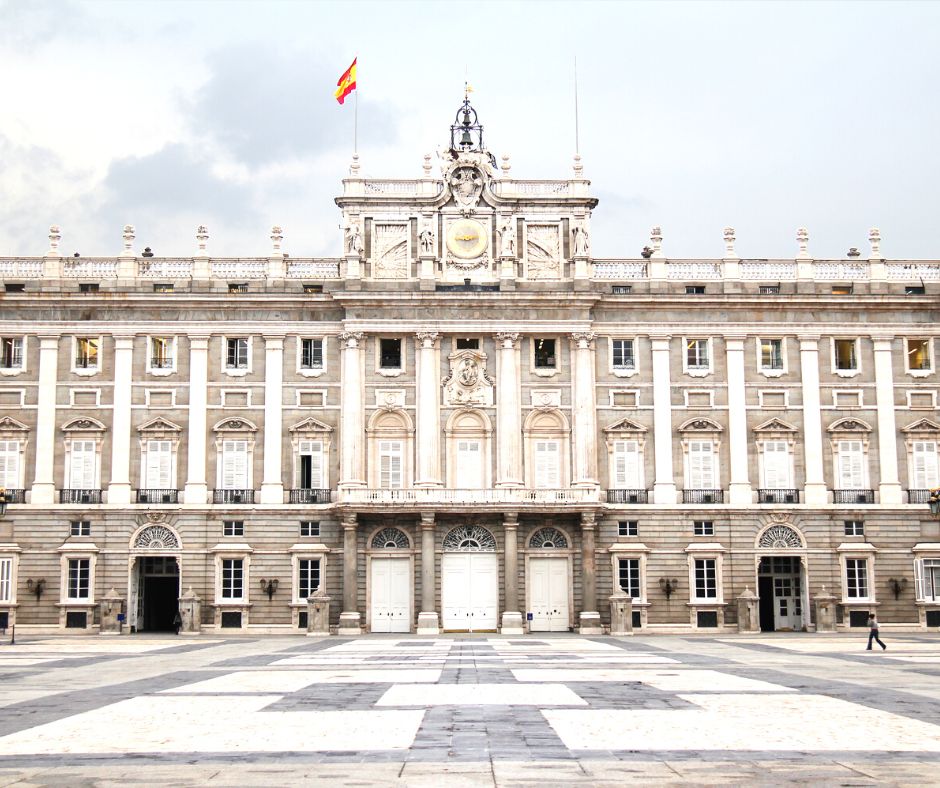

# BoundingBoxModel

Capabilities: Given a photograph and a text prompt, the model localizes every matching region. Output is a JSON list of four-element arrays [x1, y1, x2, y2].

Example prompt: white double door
[[528, 557, 570, 632], [370, 557, 411, 633], [441, 552, 498, 631]]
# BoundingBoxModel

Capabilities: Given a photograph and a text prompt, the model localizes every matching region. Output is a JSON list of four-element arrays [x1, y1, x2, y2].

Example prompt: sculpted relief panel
[[442, 350, 494, 406], [526, 224, 562, 280], [371, 222, 409, 279]]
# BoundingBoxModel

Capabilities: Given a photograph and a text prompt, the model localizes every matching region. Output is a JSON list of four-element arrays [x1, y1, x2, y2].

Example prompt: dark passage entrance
[[138, 556, 180, 632], [758, 575, 775, 632]]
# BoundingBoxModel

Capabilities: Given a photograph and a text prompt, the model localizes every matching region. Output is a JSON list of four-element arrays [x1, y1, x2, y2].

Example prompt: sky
[[1, 0, 938, 260]]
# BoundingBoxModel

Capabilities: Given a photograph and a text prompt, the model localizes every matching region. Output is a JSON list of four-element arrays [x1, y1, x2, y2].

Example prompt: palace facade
[[1, 101, 939, 636]]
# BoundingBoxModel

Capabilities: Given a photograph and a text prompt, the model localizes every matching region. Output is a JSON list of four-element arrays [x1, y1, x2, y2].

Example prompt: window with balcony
[[912, 439, 940, 490], [835, 440, 866, 490], [225, 337, 250, 371], [143, 440, 173, 490], [907, 338, 932, 374], [74, 337, 99, 372], [367, 409, 413, 490], [687, 440, 717, 489], [68, 439, 98, 491], [760, 440, 792, 490], [221, 440, 249, 491], [298, 440, 325, 490], [379, 440, 403, 489], [455, 439, 484, 489], [533, 440, 561, 489], [0, 439, 22, 493], [0, 338, 23, 370]]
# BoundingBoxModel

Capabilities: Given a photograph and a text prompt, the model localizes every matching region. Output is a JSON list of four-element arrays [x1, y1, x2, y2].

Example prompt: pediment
[[212, 417, 257, 433], [604, 417, 648, 434], [827, 417, 872, 433], [137, 416, 182, 433], [0, 416, 29, 432], [753, 418, 797, 433], [678, 417, 723, 433], [289, 416, 334, 434], [901, 418, 940, 434], [62, 417, 106, 432]]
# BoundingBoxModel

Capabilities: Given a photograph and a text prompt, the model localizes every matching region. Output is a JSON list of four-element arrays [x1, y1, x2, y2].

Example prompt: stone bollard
[[736, 586, 760, 633], [813, 585, 837, 632], [307, 590, 332, 636], [609, 591, 633, 636], [99, 588, 124, 635], [178, 587, 203, 635]]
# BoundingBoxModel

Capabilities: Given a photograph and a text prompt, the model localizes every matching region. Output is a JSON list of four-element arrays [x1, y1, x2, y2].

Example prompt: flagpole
[[354, 86, 359, 154], [574, 55, 580, 155]]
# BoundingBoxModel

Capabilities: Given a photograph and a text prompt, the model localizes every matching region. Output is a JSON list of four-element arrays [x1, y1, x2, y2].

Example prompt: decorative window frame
[[0, 416, 29, 490], [686, 543, 726, 605], [827, 418, 872, 490], [295, 388, 327, 408], [222, 335, 252, 377], [901, 418, 940, 490], [57, 544, 99, 604], [758, 389, 789, 409], [836, 542, 877, 604], [210, 544, 253, 607], [678, 417, 723, 490], [366, 408, 415, 488], [832, 389, 864, 408], [296, 335, 327, 378], [907, 390, 937, 410], [913, 543, 940, 609], [374, 336, 406, 378], [603, 417, 647, 490], [608, 336, 639, 378], [444, 408, 493, 489], [684, 389, 714, 408], [72, 335, 103, 377], [69, 388, 101, 408], [0, 549, 20, 605], [137, 417, 182, 491], [62, 417, 106, 490], [0, 335, 26, 376], [608, 543, 650, 606], [753, 418, 798, 490], [289, 417, 334, 490], [144, 389, 176, 408], [523, 408, 571, 488], [289, 543, 330, 606], [682, 336, 713, 378], [530, 336, 561, 378], [756, 336, 788, 378], [146, 335, 177, 376], [609, 389, 640, 408], [904, 336, 934, 378], [212, 418, 257, 491], [831, 337, 862, 378], [220, 389, 252, 409]]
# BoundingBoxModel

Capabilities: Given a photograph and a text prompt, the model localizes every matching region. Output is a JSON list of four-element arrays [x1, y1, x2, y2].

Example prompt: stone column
[[338, 513, 361, 634], [495, 332, 523, 487], [579, 512, 603, 634], [799, 337, 828, 505], [872, 338, 902, 504], [501, 513, 524, 634], [414, 332, 441, 487], [259, 335, 285, 504], [570, 333, 598, 488], [651, 336, 677, 504], [417, 512, 440, 634], [725, 337, 752, 505], [30, 335, 59, 504], [184, 336, 210, 505], [339, 332, 366, 489], [107, 335, 134, 505]]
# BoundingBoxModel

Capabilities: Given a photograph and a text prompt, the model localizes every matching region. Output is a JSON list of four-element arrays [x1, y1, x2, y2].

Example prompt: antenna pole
[[574, 55, 580, 155]]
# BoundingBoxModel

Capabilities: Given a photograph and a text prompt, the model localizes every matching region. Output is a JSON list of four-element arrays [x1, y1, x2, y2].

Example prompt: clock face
[[446, 219, 488, 259]]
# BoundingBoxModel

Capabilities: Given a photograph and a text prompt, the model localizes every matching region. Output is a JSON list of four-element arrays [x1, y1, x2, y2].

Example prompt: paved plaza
[[0, 633, 939, 785]]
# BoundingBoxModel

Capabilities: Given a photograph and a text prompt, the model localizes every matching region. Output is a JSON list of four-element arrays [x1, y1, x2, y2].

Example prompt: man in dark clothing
[[866, 612, 886, 650]]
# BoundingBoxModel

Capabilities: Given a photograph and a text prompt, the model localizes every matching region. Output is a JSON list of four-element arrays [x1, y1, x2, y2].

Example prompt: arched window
[[442, 525, 497, 552], [366, 409, 414, 489], [445, 409, 492, 488], [371, 527, 410, 549], [523, 409, 570, 489], [529, 527, 568, 549]]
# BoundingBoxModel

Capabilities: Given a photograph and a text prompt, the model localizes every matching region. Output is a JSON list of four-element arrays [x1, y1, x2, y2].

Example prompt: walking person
[[866, 612, 886, 651]]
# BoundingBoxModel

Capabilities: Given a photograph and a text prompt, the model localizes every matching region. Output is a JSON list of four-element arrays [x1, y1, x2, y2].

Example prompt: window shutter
[[0, 440, 19, 489], [613, 440, 640, 487], [222, 440, 248, 488], [69, 440, 96, 488], [299, 440, 324, 487], [456, 439, 483, 489], [688, 441, 715, 488], [146, 440, 173, 488], [534, 440, 560, 488], [0, 558, 10, 602], [913, 441, 939, 489], [914, 558, 925, 601], [379, 440, 403, 489], [837, 441, 864, 488], [762, 441, 790, 488]]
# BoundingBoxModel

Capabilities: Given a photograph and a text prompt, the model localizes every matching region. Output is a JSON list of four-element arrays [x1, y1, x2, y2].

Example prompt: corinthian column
[[339, 331, 366, 489], [414, 332, 441, 487], [873, 338, 902, 504], [570, 333, 598, 488], [495, 332, 523, 487]]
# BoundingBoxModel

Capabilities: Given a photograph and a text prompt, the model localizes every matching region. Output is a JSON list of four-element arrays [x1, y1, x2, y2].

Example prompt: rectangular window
[[694, 558, 717, 599], [845, 558, 869, 599], [907, 339, 932, 371], [150, 337, 173, 369], [836, 440, 865, 489], [228, 283, 248, 294], [300, 338, 324, 370], [0, 338, 23, 369], [694, 520, 714, 536], [456, 338, 479, 350], [144, 440, 173, 488], [298, 440, 324, 489], [0, 440, 20, 489], [70, 520, 91, 537], [906, 285, 926, 295], [380, 338, 402, 369], [302, 283, 322, 294], [300, 521, 320, 538], [533, 440, 561, 488], [834, 339, 858, 371], [759, 284, 780, 295], [915, 558, 940, 601], [223, 520, 244, 537], [912, 441, 940, 489], [4, 283, 25, 293], [456, 439, 483, 489], [612, 339, 635, 370], [379, 440, 403, 489], [685, 285, 706, 295], [687, 441, 716, 488], [761, 440, 791, 488], [298, 558, 321, 599], [153, 283, 174, 293], [78, 282, 99, 293], [67, 558, 90, 599], [844, 520, 864, 537], [221, 440, 249, 489], [834, 391, 862, 408], [0, 557, 11, 602], [618, 520, 638, 537], [760, 339, 784, 371], [75, 337, 99, 370], [221, 558, 244, 599], [618, 558, 641, 599], [534, 338, 557, 369], [68, 440, 97, 488], [832, 284, 853, 295], [686, 339, 709, 370], [226, 338, 249, 369], [612, 440, 641, 488]]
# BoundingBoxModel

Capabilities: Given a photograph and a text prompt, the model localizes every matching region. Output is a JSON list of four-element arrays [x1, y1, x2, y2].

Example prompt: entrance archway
[[128, 524, 182, 633], [441, 525, 498, 632], [755, 523, 807, 632]]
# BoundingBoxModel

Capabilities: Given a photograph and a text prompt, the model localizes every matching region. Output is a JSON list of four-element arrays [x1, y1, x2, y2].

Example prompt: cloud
[[0, 0, 90, 50]]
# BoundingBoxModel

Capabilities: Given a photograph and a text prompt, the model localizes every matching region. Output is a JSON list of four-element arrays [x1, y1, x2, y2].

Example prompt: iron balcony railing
[[606, 489, 649, 504], [758, 488, 800, 504], [339, 488, 599, 504], [0, 489, 24, 504], [907, 489, 932, 504], [60, 488, 102, 504], [289, 488, 332, 504], [213, 489, 255, 504], [682, 489, 724, 504], [833, 489, 875, 504], [136, 489, 179, 504]]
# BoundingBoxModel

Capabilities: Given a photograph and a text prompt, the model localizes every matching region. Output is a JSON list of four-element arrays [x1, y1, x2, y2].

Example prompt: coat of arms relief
[[442, 350, 494, 406]]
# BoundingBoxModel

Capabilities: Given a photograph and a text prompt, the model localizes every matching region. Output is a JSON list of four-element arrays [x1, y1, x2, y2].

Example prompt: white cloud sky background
[[0, 0, 938, 259]]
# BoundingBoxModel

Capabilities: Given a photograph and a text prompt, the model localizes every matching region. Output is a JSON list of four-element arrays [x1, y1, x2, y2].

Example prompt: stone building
[[0, 99, 939, 636]]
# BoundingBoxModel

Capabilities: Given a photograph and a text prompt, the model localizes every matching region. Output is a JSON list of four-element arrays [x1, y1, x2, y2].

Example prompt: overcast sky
[[1, 0, 938, 260]]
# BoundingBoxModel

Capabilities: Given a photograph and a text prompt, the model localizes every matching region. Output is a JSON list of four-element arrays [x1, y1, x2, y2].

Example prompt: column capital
[[339, 331, 365, 348], [494, 331, 521, 348], [415, 331, 440, 348], [342, 513, 358, 530], [570, 332, 595, 348], [723, 336, 747, 350], [503, 511, 519, 528], [112, 335, 135, 349], [38, 335, 61, 348], [420, 512, 435, 529], [580, 511, 596, 529], [799, 336, 821, 348], [263, 335, 286, 348], [188, 335, 210, 350], [650, 335, 672, 350], [871, 337, 895, 350]]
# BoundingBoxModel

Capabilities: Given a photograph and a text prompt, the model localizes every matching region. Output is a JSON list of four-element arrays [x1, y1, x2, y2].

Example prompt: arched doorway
[[368, 527, 412, 633], [526, 527, 572, 632], [441, 525, 498, 632], [756, 523, 807, 632], [128, 524, 182, 633]]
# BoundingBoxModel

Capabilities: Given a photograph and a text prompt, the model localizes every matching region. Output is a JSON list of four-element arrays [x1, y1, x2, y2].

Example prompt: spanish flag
[[335, 58, 357, 105]]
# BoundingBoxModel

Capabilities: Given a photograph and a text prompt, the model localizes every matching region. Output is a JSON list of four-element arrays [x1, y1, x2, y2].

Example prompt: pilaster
[[107, 335, 134, 505], [495, 332, 523, 487], [500, 513, 524, 634], [339, 331, 366, 489], [799, 337, 828, 504], [417, 512, 439, 634], [338, 513, 362, 635], [650, 336, 677, 504], [570, 333, 598, 488], [725, 337, 752, 504], [578, 512, 603, 634], [183, 335, 210, 505], [259, 335, 285, 504], [30, 335, 59, 504], [872, 337, 902, 504], [414, 332, 442, 487]]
